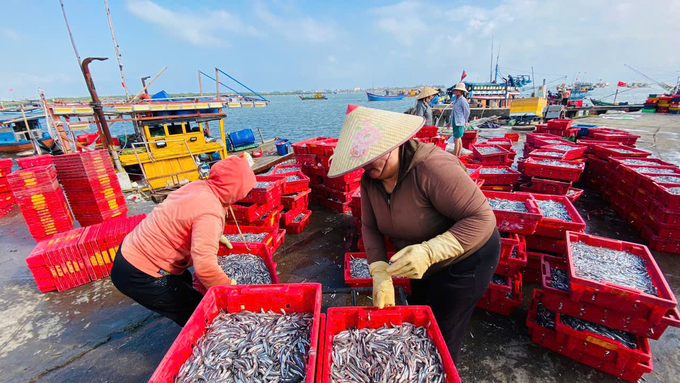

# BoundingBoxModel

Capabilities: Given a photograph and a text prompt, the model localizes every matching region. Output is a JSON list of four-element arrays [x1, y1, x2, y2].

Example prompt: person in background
[[415, 86, 438, 126], [430, 89, 444, 106], [327, 105, 500, 363], [110, 156, 256, 326], [447, 82, 470, 157], [561, 88, 571, 106]]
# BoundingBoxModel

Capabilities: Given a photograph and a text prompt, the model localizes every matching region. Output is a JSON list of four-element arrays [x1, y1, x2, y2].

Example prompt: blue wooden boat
[[0, 114, 53, 153], [366, 92, 405, 101]]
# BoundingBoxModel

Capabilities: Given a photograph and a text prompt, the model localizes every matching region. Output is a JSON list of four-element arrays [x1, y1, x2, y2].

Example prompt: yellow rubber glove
[[386, 231, 464, 279], [369, 261, 395, 309], [230, 278, 237, 285], [219, 235, 233, 249]]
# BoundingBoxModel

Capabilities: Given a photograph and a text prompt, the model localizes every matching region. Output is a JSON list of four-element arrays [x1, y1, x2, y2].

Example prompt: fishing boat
[[366, 92, 405, 101], [0, 114, 53, 153], [299, 93, 327, 100]]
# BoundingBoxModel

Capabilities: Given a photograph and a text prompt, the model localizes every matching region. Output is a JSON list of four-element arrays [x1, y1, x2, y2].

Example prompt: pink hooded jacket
[[120, 156, 256, 288]]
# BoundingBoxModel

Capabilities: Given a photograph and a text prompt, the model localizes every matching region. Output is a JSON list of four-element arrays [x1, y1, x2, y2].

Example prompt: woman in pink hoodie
[[111, 156, 256, 326]]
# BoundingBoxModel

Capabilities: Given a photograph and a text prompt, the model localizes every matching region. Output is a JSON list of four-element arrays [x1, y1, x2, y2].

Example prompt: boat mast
[[59, 0, 82, 66], [489, 36, 494, 82], [104, 0, 129, 99], [494, 40, 502, 83]]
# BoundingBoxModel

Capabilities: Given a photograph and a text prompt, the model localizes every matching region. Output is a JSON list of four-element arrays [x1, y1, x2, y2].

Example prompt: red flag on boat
[[8, 88, 12, 92], [617, 81, 627, 87], [461, 70, 467, 81]]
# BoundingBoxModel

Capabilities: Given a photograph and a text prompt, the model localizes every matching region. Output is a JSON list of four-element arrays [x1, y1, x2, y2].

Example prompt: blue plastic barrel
[[276, 139, 290, 156], [230, 129, 255, 147]]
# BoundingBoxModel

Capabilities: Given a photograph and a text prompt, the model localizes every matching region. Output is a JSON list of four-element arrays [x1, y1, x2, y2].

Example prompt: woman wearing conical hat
[[414, 86, 438, 126], [447, 82, 470, 157], [328, 105, 500, 363]]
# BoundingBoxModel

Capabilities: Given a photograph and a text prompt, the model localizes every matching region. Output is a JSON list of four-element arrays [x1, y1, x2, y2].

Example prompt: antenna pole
[[104, 0, 129, 98], [490, 36, 494, 82], [198, 70, 203, 96], [215, 68, 220, 99], [59, 0, 82, 66]]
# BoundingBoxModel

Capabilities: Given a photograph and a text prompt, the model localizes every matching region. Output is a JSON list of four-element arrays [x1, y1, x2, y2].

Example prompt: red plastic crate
[[269, 171, 310, 194], [566, 187, 584, 203], [322, 306, 460, 383], [281, 189, 311, 211], [15, 155, 53, 169], [654, 183, 680, 210], [476, 273, 522, 316], [415, 125, 439, 138], [525, 235, 567, 255], [565, 232, 678, 324], [464, 164, 482, 180], [541, 254, 680, 339], [608, 157, 677, 172], [621, 164, 679, 186], [496, 239, 527, 277], [314, 313, 326, 383], [247, 206, 282, 231], [642, 226, 680, 254], [532, 194, 586, 238], [527, 290, 654, 383], [638, 170, 680, 193], [240, 176, 284, 204], [594, 144, 651, 160], [477, 166, 521, 185], [472, 144, 511, 163], [281, 208, 302, 226], [295, 153, 318, 167], [526, 133, 560, 146], [271, 163, 303, 175], [591, 131, 640, 146], [528, 148, 568, 160], [484, 191, 542, 235], [220, 226, 277, 255], [343, 252, 410, 293], [543, 143, 586, 160], [523, 157, 585, 182], [285, 210, 312, 234], [485, 137, 513, 149], [529, 177, 572, 195], [307, 138, 338, 157], [504, 132, 519, 142], [314, 184, 354, 203], [547, 119, 573, 131], [230, 198, 278, 223], [151, 284, 322, 382], [318, 197, 351, 213]]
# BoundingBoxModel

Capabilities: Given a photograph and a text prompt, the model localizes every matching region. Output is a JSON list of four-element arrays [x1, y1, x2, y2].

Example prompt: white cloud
[[126, 0, 263, 47], [1, 28, 21, 40], [254, 2, 340, 44]]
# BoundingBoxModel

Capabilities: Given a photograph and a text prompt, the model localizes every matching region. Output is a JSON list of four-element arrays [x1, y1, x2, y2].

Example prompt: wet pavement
[[0, 112, 679, 382]]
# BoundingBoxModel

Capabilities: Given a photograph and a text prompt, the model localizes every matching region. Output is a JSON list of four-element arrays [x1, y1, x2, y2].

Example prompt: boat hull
[[299, 96, 327, 100], [366, 92, 405, 101], [0, 138, 53, 153]]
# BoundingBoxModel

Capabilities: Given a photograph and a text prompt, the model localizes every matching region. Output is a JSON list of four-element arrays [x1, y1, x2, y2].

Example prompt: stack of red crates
[[7, 165, 74, 240], [535, 119, 579, 138], [25, 214, 145, 292], [52, 150, 128, 227], [292, 137, 362, 214], [527, 232, 680, 382], [232, 176, 284, 233], [476, 231, 526, 316], [0, 158, 14, 218], [269, 163, 313, 235], [412, 125, 447, 150]]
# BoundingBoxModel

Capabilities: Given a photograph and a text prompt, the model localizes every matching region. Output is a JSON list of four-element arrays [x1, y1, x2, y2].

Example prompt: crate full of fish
[[526, 290, 653, 383], [271, 163, 303, 175], [526, 176, 572, 195], [471, 144, 511, 163], [528, 148, 568, 161], [543, 143, 587, 160], [565, 232, 678, 324], [594, 144, 651, 160], [312, 184, 355, 203], [230, 195, 281, 223], [496, 237, 527, 277], [268, 171, 311, 195], [565, 187, 583, 203], [532, 195, 586, 238], [322, 306, 460, 383], [644, 211, 680, 240], [193, 246, 279, 294], [477, 166, 520, 185], [240, 176, 285, 204], [343, 252, 410, 294], [619, 164, 678, 185], [476, 273, 522, 316], [540, 254, 680, 339], [522, 157, 585, 182], [484, 191, 543, 235], [642, 225, 680, 254], [285, 210, 312, 234], [588, 129, 640, 146], [652, 183, 680, 211], [220, 226, 278, 255], [281, 189, 311, 211], [638, 171, 680, 194], [151, 284, 322, 383], [464, 164, 482, 180], [608, 157, 677, 173]]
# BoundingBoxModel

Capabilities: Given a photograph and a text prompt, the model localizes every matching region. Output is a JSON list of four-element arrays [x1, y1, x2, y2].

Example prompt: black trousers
[[409, 228, 501, 363], [110, 248, 203, 326]]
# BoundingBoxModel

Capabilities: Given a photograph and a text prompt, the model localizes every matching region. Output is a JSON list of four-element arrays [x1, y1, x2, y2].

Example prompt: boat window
[[167, 123, 184, 135], [148, 125, 166, 137], [187, 121, 201, 133]]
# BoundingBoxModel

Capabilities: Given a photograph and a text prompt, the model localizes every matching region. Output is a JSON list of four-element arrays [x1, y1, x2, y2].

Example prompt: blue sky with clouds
[[1, 0, 679, 99]]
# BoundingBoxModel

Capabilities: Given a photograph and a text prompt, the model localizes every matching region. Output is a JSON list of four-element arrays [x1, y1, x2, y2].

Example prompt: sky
[[1, 0, 680, 99]]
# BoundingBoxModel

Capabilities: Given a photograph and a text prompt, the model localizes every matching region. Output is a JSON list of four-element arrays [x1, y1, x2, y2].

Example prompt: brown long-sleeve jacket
[[361, 140, 496, 277]]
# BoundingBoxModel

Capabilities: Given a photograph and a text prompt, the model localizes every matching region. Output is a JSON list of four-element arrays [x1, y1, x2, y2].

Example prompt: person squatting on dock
[[446, 82, 470, 157], [328, 105, 501, 363], [110, 156, 256, 326]]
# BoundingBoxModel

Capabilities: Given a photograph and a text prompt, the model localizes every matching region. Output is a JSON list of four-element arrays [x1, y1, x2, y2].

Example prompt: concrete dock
[[0, 112, 679, 382]]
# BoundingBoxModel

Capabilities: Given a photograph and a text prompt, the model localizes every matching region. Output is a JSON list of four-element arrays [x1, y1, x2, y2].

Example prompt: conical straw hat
[[327, 105, 425, 178], [417, 86, 439, 100]]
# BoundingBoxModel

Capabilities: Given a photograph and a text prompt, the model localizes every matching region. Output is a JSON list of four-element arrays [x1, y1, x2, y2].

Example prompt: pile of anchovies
[[570, 242, 657, 296], [533, 159, 580, 169], [550, 145, 576, 151], [466, 168, 476, 174], [543, 140, 563, 144], [535, 200, 573, 222], [609, 148, 637, 154], [286, 175, 301, 181], [349, 257, 371, 279], [622, 159, 656, 165], [550, 267, 570, 291], [275, 166, 301, 174], [533, 151, 563, 157], [176, 310, 313, 383], [254, 181, 273, 189], [476, 146, 503, 154], [480, 167, 512, 174], [218, 254, 272, 285], [561, 314, 638, 349], [487, 198, 528, 212], [331, 323, 446, 383], [536, 302, 556, 329], [566, 189, 577, 196], [651, 175, 680, 184], [665, 187, 680, 195], [224, 233, 269, 243], [292, 212, 306, 223], [491, 274, 507, 285], [635, 167, 676, 174]]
